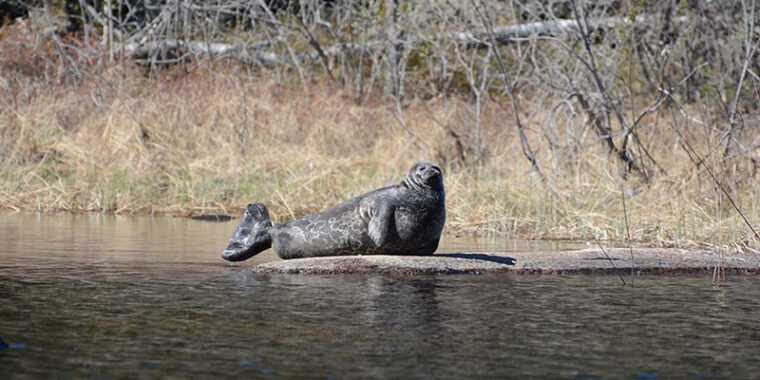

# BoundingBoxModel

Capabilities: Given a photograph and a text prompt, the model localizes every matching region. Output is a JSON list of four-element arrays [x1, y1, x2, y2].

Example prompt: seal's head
[[404, 161, 444, 191]]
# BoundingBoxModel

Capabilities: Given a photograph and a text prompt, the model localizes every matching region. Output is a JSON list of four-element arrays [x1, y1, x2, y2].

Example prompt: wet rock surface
[[254, 248, 760, 275]]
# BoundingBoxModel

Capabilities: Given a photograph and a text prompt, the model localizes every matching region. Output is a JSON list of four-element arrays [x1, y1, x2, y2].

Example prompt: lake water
[[1, 213, 759, 379]]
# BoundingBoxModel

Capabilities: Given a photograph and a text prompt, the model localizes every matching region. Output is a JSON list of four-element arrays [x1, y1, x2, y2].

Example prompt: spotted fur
[[222, 161, 446, 261]]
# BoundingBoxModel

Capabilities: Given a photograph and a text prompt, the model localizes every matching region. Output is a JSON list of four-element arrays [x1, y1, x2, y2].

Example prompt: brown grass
[[0, 22, 758, 251]]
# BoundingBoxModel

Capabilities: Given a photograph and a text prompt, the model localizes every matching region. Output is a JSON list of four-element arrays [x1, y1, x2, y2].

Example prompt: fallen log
[[120, 14, 686, 65]]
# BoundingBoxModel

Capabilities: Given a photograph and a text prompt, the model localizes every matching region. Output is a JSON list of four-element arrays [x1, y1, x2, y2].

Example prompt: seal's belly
[[394, 206, 445, 244]]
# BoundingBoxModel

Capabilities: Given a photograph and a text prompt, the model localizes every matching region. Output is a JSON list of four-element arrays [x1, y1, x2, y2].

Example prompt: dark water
[[1, 214, 759, 379]]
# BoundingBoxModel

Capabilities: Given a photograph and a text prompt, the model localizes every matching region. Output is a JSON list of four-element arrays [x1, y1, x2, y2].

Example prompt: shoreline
[[0, 210, 740, 249], [253, 248, 760, 275]]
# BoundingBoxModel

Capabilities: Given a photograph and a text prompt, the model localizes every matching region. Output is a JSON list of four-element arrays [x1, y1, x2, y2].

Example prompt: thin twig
[[589, 231, 626, 285], [472, 0, 544, 180], [621, 184, 635, 286], [666, 108, 760, 241]]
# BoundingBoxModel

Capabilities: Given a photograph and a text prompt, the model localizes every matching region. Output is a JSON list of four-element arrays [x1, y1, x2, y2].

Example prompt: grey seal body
[[222, 161, 446, 261]]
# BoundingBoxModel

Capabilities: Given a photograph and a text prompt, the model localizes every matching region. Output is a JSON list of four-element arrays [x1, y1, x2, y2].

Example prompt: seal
[[222, 161, 446, 261]]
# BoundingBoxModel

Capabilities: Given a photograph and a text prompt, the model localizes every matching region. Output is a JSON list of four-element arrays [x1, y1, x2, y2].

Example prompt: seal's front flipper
[[368, 203, 394, 247], [222, 203, 273, 262], [410, 238, 439, 255]]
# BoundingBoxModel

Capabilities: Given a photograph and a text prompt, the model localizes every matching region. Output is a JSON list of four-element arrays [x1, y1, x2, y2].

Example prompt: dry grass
[[0, 24, 758, 251]]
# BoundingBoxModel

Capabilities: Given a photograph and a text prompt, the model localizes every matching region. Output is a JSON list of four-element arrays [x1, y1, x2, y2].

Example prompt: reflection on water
[[1, 213, 759, 378]]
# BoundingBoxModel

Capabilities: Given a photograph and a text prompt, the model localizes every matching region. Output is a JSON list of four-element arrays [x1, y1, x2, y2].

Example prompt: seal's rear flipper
[[222, 203, 273, 262]]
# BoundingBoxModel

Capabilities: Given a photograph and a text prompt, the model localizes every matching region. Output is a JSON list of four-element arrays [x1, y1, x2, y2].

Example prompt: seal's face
[[406, 161, 444, 191]]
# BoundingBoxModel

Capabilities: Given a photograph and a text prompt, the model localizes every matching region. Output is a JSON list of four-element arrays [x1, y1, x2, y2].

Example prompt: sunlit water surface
[[1, 213, 759, 379]]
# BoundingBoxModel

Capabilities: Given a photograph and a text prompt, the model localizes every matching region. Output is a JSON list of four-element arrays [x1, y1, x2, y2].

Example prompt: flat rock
[[254, 248, 760, 275]]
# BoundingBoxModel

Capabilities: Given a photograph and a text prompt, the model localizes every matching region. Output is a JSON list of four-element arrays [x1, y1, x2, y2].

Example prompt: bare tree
[[10, 0, 759, 180]]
